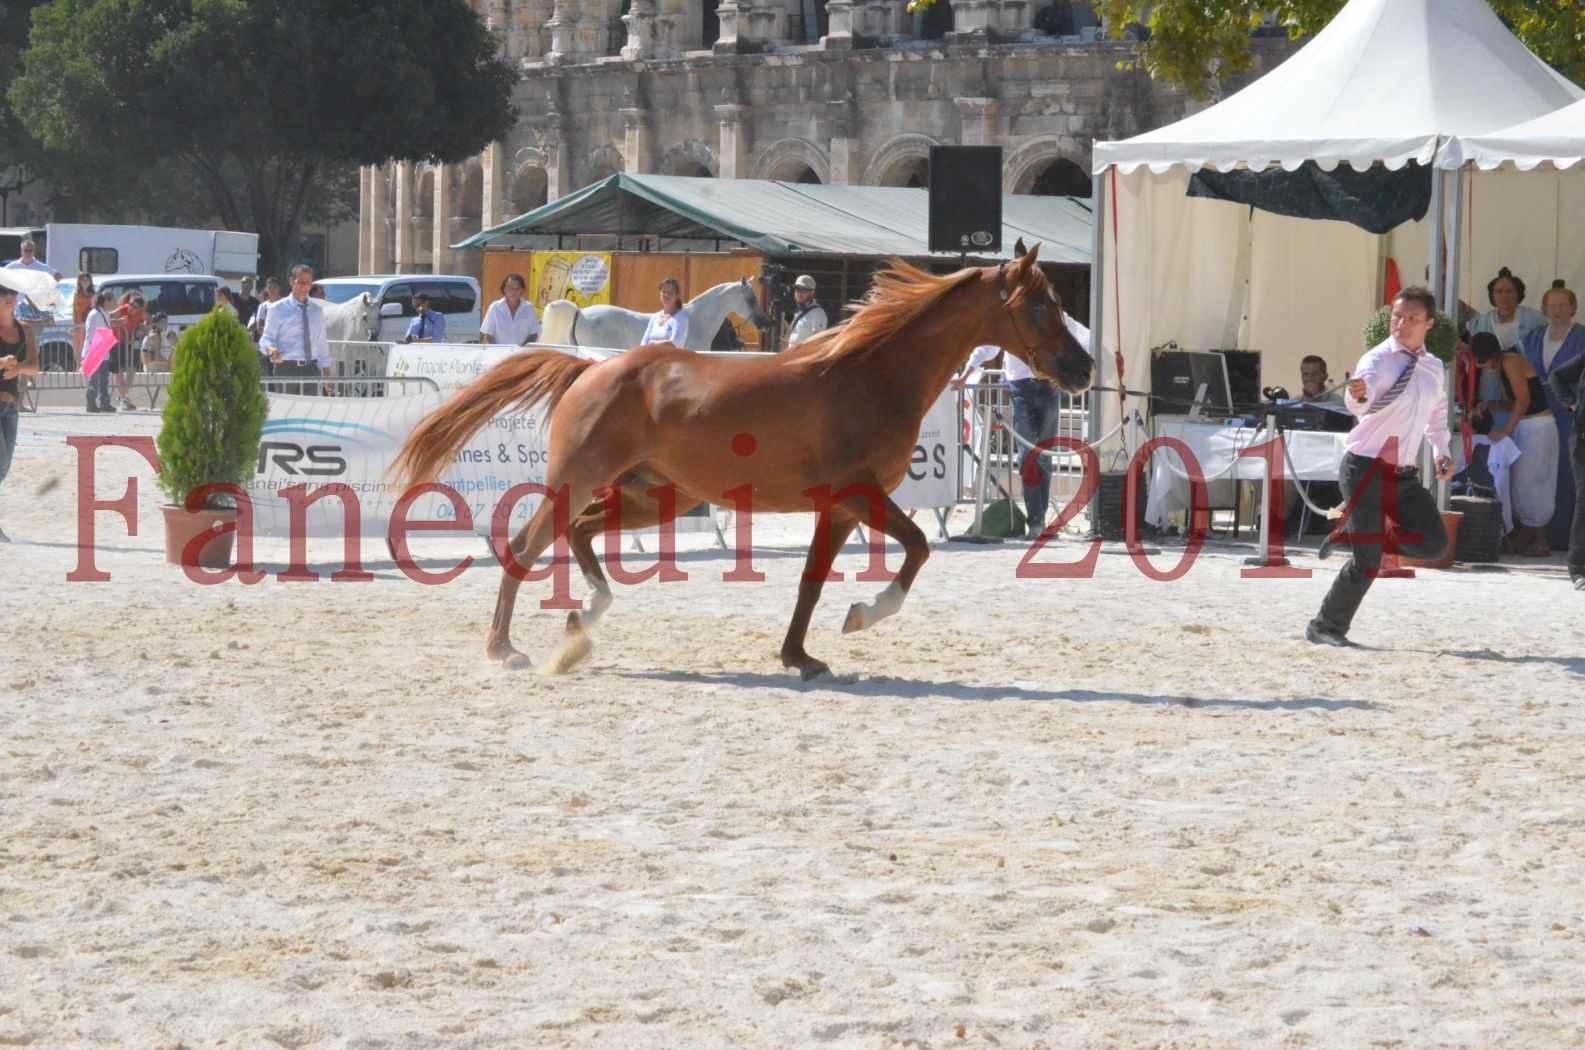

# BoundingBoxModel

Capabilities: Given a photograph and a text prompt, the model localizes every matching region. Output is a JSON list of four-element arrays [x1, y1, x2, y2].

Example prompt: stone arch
[[863, 133, 940, 188], [415, 165, 436, 221], [457, 158, 484, 220], [582, 144, 625, 188], [1004, 137, 1092, 196], [508, 165, 549, 215], [752, 138, 830, 184], [660, 139, 717, 177], [414, 165, 437, 268]]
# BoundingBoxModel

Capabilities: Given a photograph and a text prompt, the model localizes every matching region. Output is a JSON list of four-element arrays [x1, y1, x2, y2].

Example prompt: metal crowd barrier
[[262, 375, 437, 397], [957, 370, 1092, 535], [19, 334, 402, 412]]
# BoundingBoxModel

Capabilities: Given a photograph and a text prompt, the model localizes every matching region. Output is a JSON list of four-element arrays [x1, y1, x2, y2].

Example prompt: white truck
[[41, 223, 259, 282]]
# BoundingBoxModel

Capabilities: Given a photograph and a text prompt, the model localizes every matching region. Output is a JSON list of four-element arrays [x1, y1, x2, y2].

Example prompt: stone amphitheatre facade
[[356, 2, 1286, 277]]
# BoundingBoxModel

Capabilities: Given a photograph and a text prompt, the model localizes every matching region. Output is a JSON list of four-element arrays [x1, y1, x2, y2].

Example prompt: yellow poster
[[531, 251, 612, 310]]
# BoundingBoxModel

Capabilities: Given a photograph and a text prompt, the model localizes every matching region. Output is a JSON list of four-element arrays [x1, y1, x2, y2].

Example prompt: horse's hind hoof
[[842, 603, 867, 634], [800, 661, 832, 682], [501, 651, 534, 671], [541, 630, 594, 676], [565, 611, 583, 636]]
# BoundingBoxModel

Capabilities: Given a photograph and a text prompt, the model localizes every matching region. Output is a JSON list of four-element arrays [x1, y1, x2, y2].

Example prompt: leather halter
[[994, 260, 1048, 376]]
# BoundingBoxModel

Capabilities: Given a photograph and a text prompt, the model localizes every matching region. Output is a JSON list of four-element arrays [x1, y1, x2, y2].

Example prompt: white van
[[97, 273, 225, 344], [45, 223, 258, 282], [316, 275, 481, 344]]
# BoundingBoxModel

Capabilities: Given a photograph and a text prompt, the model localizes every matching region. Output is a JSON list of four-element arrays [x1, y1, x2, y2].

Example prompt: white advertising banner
[[890, 387, 958, 511], [244, 391, 442, 537], [246, 345, 959, 539]]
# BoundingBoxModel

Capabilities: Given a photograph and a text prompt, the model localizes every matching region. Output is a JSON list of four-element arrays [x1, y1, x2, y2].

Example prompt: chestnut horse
[[391, 246, 1093, 679]]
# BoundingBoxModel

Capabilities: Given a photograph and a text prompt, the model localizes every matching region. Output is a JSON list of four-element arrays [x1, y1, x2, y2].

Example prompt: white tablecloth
[[1144, 418, 1349, 527]]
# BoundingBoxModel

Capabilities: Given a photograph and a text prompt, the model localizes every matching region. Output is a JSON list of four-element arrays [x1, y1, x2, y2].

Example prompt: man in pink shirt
[[1308, 287, 1455, 647]]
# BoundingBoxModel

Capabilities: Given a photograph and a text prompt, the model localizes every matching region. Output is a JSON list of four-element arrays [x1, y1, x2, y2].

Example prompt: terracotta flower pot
[[1397, 510, 1463, 571], [162, 504, 237, 570]]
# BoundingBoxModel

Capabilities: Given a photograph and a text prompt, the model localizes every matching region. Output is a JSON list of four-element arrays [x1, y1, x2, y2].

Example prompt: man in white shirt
[[953, 314, 1092, 539], [4, 240, 60, 322], [1308, 287, 1454, 647], [259, 264, 332, 396], [480, 272, 540, 345], [4, 239, 59, 280], [786, 274, 827, 348]]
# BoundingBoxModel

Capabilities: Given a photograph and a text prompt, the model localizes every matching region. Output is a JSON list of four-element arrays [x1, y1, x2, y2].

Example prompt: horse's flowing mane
[[783, 259, 981, 373]]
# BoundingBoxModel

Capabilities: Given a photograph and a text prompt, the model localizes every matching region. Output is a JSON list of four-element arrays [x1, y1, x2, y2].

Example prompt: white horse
[[539, 277, 771, 351], [320, 292, 383, 342]]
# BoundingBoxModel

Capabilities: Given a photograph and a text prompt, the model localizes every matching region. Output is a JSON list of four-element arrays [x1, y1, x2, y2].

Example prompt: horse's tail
[[389, 350, 594, 489], [541, 299, 579, 345]]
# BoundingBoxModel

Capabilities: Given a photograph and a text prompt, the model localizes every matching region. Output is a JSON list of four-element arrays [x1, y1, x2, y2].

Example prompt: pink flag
[[79, 326, 117, 378]]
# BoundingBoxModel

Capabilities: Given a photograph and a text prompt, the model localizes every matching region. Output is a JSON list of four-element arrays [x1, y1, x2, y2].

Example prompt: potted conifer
[[156, 309, 268, 568]]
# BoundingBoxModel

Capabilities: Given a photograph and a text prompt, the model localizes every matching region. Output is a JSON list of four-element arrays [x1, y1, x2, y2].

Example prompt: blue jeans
[[1011, 378, 1061, 530], [88, 358, 112, 409], [0, 402, 18, 487]]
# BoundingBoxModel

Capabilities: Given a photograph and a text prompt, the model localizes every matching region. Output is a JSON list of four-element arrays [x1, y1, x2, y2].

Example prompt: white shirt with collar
[[962, 314, 1092, 383], [259, 294, 331, 368], [1344, 335, 1451, 468], [482, 297, 541, 345]]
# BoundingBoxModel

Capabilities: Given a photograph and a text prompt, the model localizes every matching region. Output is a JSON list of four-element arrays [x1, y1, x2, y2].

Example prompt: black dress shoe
[[1306, 621, 1351, 647]]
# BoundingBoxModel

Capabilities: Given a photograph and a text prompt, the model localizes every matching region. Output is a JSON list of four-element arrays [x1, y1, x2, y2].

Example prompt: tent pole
[[1445, 166, 1466, 330], [1440, 164, 1468, 514], [1087, 169, 1106, 447], [1427, 165, 1445, 307]]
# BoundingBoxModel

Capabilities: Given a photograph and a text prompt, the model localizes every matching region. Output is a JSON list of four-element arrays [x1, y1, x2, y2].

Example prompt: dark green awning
[[455, 173, 1092, 264]]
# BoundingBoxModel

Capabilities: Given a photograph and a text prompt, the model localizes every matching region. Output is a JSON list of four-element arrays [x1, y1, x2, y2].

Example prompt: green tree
[[0, 0, 53, 225], [1086, 0, 1585, 99], [11, 0, 517, 276]]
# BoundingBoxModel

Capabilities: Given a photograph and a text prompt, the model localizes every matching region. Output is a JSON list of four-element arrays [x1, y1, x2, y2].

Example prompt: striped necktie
[[1365, 351, 1419, 415]]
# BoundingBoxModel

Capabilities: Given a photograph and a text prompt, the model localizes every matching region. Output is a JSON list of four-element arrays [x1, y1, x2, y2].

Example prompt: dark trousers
[[1313, 452, 1448, 637], [1011, 378, 1061, 530], [87, 359, 112, 410], [0, 402, 17, 486], [1570, 431, 1585, 582], [270, 360, 321, 396]]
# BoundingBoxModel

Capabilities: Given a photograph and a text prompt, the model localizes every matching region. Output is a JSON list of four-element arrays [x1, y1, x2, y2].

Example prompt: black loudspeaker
[[929, 146, 1003, 254]]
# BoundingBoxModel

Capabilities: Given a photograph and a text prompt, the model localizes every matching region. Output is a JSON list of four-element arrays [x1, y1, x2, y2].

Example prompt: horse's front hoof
[[501, 650, 534, 671], [842, 603, 867, 634]]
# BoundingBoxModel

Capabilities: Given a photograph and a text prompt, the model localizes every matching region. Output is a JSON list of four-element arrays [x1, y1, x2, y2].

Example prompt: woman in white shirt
[[480, 272, 540, 345], [82, 290, 116, 413], [640, 277, 689, 348]]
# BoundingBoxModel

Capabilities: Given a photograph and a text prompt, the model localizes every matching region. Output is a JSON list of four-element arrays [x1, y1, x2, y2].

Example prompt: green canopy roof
[[454, 173, 1093, 264]]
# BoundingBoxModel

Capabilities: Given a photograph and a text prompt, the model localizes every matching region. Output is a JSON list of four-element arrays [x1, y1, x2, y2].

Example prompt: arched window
[[1025, 158, 1091, 197]]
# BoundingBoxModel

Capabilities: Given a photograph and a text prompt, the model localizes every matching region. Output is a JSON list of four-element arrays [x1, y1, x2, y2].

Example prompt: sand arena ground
[[2, 409, 1583, 1049]]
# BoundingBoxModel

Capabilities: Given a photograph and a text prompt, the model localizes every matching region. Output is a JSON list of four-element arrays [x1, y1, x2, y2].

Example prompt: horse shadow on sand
[[614, 669, 1378, 713]]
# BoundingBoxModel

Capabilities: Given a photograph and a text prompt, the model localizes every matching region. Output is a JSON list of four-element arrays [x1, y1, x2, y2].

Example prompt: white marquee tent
[[1440, 95, 1585, 172], [1086, 0, 1584, 443]]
